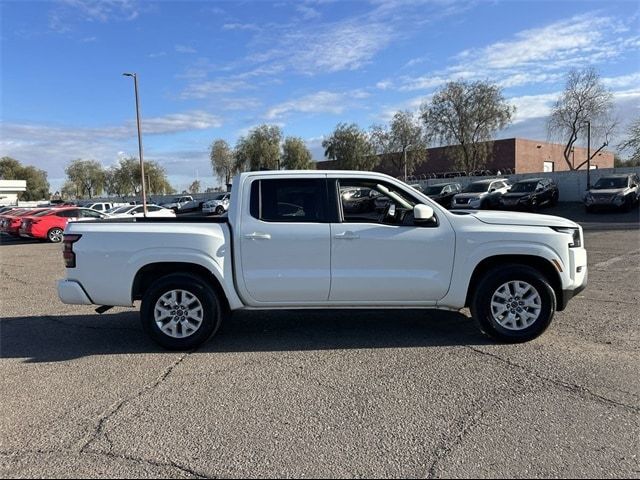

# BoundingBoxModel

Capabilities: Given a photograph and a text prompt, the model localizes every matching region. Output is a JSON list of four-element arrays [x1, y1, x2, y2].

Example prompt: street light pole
[[403, 144, 413, 182], [586, 120, 591, 190], [123, 72, 148, 217]]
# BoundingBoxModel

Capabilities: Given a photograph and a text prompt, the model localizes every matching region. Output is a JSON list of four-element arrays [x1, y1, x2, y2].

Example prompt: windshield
[[593, 177, 627, 189], [463, 182, 491, 193], [510, 182, 537, 193], [110, 206, 133, 214], [211, 194, 225, 200], [424, 186, 445, 195], [33, 209, 54, 217]]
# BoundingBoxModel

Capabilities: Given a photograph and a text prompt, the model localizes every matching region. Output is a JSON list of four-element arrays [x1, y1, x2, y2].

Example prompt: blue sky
[[2, 0, 639, 193]]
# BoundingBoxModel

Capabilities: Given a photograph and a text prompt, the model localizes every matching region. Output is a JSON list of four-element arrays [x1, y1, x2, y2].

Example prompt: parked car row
[[0, 206, 107, 242], [415, 173, 638, 213], [583, 173, 640, 212]]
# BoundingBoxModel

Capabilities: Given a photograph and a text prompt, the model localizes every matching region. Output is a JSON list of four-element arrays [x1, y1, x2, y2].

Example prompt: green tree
[[322, 123, 377, 170], [61, 180, 78, 200], [618, 117, 640, 166], [210, 139, 238, 185], [548, 68, 616, 170], [235, 124, 283, 171], [65, 159, 106, 198], [0, 157, 50, 201], [188, 179, 201, 194], [281, 137, 315, 170], [371, 110, 428, 178], [422, 80, 514, 172], [106, 157, 174, 196]]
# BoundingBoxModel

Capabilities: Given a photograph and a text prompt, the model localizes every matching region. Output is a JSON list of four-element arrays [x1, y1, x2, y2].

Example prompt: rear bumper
[[58, 279, 93, 305]]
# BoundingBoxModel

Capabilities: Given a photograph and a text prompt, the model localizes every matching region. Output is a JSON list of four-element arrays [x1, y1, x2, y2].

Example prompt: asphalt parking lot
[[1, 205, 639, 478]]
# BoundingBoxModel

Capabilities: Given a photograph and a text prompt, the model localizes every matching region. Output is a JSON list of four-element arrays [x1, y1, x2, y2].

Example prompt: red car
[[20, 207, 105, 242], [1, 208, 36, 234], [1, 208, 51, 237]]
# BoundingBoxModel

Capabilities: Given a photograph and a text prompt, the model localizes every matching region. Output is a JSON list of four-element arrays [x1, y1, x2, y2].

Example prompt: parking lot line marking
[[593, 248, 640, 269]]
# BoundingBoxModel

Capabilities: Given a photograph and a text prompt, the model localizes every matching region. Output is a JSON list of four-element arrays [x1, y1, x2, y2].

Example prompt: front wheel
[[140, 273, 223, 350], [47, 227, 64, 243], [470, 264, 556, 343], [215, 206, 224, 215]]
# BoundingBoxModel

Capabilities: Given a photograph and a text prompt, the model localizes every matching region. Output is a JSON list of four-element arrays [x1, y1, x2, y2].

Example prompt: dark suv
[[499, 178, 559, 211], [584, 174, 640, 212], [422, 182, 462, 209]]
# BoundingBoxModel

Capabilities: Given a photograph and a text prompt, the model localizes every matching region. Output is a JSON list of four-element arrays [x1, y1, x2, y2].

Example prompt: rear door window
[[250, 179, 327, 222]]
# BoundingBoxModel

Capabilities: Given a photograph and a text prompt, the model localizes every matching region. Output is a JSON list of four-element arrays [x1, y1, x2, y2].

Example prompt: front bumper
[[558, 246, 588, 311], [58, 280, 93, 305]]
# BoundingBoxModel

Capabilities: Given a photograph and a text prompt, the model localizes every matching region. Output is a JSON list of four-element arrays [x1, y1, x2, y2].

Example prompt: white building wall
[[0, 180, 27, 206]]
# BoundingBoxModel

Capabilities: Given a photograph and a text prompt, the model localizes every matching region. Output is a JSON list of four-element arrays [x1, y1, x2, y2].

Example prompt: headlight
[[552, 227, 581, 248]]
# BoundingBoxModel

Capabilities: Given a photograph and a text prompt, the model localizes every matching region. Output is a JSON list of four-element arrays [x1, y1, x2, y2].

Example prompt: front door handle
[[244, 232, 271, 240], [334, 231, 360, 240]]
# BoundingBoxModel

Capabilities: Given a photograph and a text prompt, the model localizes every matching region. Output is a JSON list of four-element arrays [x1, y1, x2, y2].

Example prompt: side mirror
[[414, 204, 434, 224]]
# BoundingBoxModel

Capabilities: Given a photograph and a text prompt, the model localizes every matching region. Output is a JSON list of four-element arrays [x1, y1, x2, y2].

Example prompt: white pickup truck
[[58, 171, 587, 349]]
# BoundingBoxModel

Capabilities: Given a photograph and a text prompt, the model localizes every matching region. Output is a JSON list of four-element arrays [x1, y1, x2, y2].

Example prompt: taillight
[[62, 234, 82, 268]]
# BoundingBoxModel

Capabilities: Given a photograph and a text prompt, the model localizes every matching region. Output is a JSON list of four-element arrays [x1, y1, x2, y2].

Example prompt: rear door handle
[[334, 231, 359, 240], [244, 232, 271, 240]]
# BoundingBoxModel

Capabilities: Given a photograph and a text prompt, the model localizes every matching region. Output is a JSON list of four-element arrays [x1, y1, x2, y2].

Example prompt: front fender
[[438, 240, 567, 309]]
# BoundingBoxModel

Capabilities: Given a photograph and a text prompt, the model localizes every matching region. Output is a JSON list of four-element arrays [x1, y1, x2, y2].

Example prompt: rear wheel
[[47, 227, 63, 243], [470, 264, 556, 343], [140, 273, 223, 350]]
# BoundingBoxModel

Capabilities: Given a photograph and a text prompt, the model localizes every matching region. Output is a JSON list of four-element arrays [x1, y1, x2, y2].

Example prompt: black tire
[[621, 196, 633, 212], [215, 206, 224, 215], [140, 273, 223, 350], [550, 192, 559, 207], [585, 205, 594, 213], [47, 227, 63, 243], [470, 264, 556, 343]]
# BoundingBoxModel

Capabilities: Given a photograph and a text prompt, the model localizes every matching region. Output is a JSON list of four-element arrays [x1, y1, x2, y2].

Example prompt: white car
[[202, 193, 231, 215], [452, 179, 511, 209], [59, 170, 587, 350], [106, 204, 176, 218]]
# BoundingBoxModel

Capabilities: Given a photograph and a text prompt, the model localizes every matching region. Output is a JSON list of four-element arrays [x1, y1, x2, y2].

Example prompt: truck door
[[238, 177, 331, 304], [329, 177, 456, 303]]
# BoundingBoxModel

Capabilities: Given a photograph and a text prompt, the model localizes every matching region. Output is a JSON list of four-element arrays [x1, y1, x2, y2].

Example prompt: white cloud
[[222, 23, 260, 31], [266, 91, 347, 119], [0, 111, 223, 177], [397, 13, 639, 93], [296, 4, 321, 19], [49, 0, 141, 32], [175, 45, 196, 54], [180, 79, 250, 99], [457, 14, 625, 71], [508, 92, 560, 123], [602, 72, 640, 89]]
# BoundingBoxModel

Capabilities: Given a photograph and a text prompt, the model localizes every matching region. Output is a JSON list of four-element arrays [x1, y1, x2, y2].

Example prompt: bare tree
[[421, 80, 514, 172], [209, 139, 237, 185], [618, 117, 640, 165], [548, 68, 616, 170], [371, 110, 428, 179]]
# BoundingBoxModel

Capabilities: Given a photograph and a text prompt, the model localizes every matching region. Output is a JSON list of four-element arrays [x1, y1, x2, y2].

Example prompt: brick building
[[316, 138, 614, 178]]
